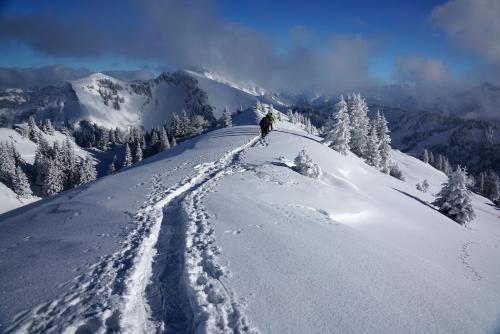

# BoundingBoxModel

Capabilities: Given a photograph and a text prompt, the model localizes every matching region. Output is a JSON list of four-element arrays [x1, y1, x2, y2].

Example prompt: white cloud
[[431, 0, 500, 64], [394, 56, 449, 83]]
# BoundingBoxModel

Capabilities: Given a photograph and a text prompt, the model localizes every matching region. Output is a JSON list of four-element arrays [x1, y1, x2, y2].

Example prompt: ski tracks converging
[[7, 136, 260, 334]]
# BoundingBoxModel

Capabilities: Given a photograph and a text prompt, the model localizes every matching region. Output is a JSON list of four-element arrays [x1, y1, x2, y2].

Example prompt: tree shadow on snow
[[485, 203, 500, 211], [392, 188, 439, 213], [273, 129, 324, 144]]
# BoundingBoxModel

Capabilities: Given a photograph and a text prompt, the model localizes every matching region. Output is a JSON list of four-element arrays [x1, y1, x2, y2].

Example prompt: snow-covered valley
[[1, 111, 499, 333]]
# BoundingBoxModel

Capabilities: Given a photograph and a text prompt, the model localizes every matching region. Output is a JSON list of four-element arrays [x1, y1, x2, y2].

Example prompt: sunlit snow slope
[[0, 110, 499, 333]]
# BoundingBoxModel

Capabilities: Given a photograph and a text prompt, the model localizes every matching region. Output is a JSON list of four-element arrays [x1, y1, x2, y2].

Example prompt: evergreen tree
[[107, 154, 117, 175], [365, 122, 381, 168], [42, 119, 55, 135], [134, 140, 143, 163], [348, 93, 370, 157], [0, 142, 17, 189], [478, 172, 485, 194], [375, 112, 392, 174], [442, 157, 452, 175], [433, 166, 475, 226], [171, 136, 177, 147], [294, 149, 321, 178], [62, 137, 77, 188], [160, 127, 170, 151], [422, 179, 430, 193], [13, 165, 32, 197], [123, 143, 133, 167], [389, 163, 405, 180], [416, 179, 429, 193], [483, 171, 500, 202], [421, 149, 430, 164], [170, 113, 182, 138], [109, 129, 116, 145], [43, 159, 64, 196], [150, 129, 159, 147], [429, 151, 435, 165], [27, 116, 39, 142], [325, 96, 351, 154], [435, 154, 444, 171], [221, 106, 233, 127], [77, 156, 97, 185]]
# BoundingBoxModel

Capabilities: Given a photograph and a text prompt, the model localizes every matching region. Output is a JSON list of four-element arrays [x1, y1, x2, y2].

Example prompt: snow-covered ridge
[[1, 110, 499, 333], [185, 69, 267, 97], [0, 70, 288, 131]]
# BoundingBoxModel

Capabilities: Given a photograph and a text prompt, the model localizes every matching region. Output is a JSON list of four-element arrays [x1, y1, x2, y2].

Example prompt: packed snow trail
[[5, 133, 260, 334], [148, 147, 257, 333], [120, 136, 260, 333]]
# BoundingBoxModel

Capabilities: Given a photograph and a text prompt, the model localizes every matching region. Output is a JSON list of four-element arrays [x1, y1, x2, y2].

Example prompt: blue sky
[[0, 0, 492, 88]]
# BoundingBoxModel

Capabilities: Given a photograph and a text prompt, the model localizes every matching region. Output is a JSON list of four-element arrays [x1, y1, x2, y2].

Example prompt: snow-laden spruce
[[365, 121, 381, 168], [160, 127, 170, 151], [325, 95, 351, 154], [374, 111, 392, 174], [107, 155, 117, 175], [432, 166, 475, 226], [421, 149, 430, 164], [13, 164, 32, 197], [123, 143, 132, 168], [221, 106, 233, 127], [294, 149, 321, 178], [348, 93, 370, 158], [416, 179, 430, 193]]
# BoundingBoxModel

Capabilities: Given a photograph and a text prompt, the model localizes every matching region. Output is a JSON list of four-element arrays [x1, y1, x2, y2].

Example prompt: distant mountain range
[[0, 69, 286, 130]]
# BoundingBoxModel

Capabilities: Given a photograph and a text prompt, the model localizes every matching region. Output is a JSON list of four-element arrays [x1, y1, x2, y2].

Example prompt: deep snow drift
[[0, 111, 499, 333]]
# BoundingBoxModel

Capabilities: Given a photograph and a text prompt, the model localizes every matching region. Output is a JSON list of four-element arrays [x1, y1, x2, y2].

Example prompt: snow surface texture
[[0, 110, 499, 333]]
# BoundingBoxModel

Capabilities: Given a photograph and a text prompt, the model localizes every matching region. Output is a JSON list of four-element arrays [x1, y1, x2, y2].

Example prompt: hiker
[[266, 111, 275, 131], [259, 116, 269, 137]]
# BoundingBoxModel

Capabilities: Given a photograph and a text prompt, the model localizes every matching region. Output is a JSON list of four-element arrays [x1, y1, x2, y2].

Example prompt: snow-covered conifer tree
[[429, 151, 435, 165], [221, 107, 232, 127], [134, 140, 143, 163], [160, 127, 170, 151], [107, 155, 117, 175], [421, 149, 430, 164], [365, 122, 381, 168], [13, 165, 32, 197], [375, 112, 392, 173], [477, 172, 485, 194], [77, 156, 97, 185], [348, 93, 370, 158], [435, 155, 444, 171], [0, 142, 17, 189], [484, 171, 500, 202], [28, 116, 39, 142], [422, 179, 430, 193], [389, 163, 405, 180], [294, 149, 321, 178], [325, 96, 351, 154], [123, 143, 132, 167], [443, 157, 452, 175], [43, 159, 64, 196], [171, 136, 177, 147], [432, 166, 475, 225], [150, 129, 159, 147]]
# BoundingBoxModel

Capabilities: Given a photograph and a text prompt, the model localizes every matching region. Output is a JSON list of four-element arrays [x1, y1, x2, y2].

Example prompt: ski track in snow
[[6, 137, 260, 334], [150, 147, 257, 333]]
